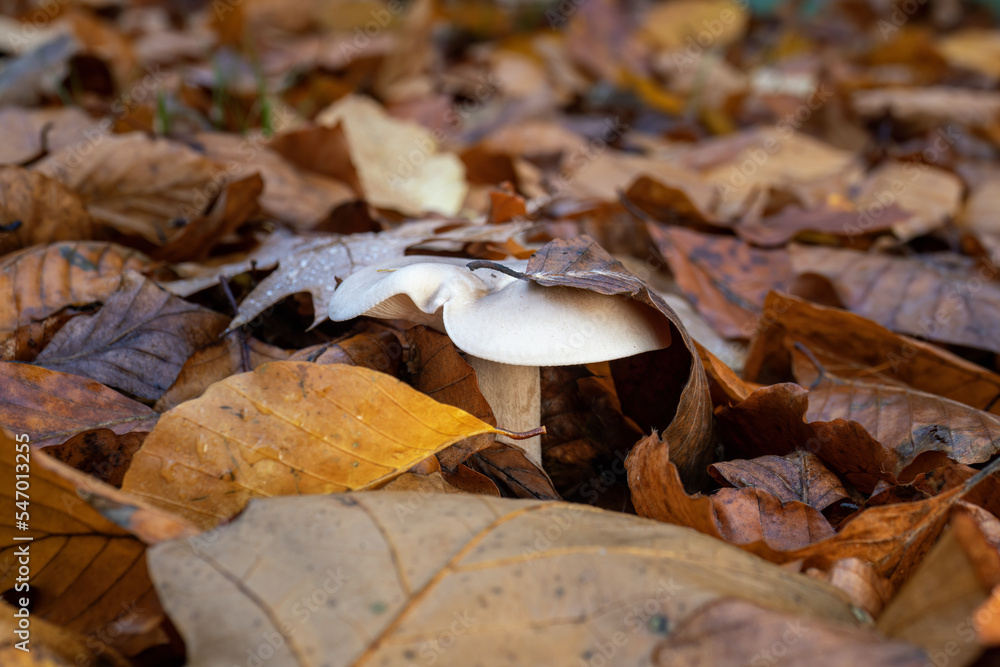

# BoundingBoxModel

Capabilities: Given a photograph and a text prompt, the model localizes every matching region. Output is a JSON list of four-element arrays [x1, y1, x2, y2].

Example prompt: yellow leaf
[[121, 362, 501, 528]]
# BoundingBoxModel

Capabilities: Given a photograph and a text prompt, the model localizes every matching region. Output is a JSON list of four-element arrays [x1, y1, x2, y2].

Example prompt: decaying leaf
[[649, 224, 792, 338], [0, 363, 157, 448], [121, 362, 504, 528], [148, 492, 879, 667]]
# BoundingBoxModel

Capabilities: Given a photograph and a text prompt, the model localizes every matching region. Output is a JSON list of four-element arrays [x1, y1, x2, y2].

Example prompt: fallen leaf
[[649, 224, 792, 338], [653, 598, 925, 667], [148, 492, 869, 666], [0, 430, 166, 656], [34, 133, 224, 244], [405, 326, 496, 469], [745, 292, 1000, 414], [0, 106, 100, 166], [465, 442, 561, 500], [0, 241, 150, 335], [34, 271, 229, 401], [852, 87, 1000, 128], [165, 221, 527, 331], [709, 451, 849, 512], [805, 377, 1000, 481], [789, 244, 1000, 355], [155, 334, 293, 411], [0, 363, 157, 448], [629, 433, 837, 550], [936, 29, 1000, 80], [0, 167, 94, 256], [878, 512, 993, 666], [44, 429, 146, 487], [121, 362, 505, 528], [152, 173, 264, 264], [316, 94, 468, 216], [194, 131, 356, 231], [856, 161, 963, 241], [291, 328, 403, 371]]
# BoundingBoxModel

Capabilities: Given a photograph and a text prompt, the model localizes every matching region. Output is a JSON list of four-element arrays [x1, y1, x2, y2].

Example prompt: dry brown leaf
[[633, 430, 973, 591], [0, 166, 94, 256], [629, 433, 837, 551], [709, 451, 849, 512], [34, 133, 223, 244], [0, 241, 150, 335], [0, 599, 131, 667], [291, 328, 404, 373], [44, 429, 146, 487], [156, 334, 293, 411], [194, 131, 356, 231], [805, 377, 1000, 480], [148, 492, 870, 666], [745, 292, 1000, 414], [852, 87, 1000, 128], [152, 173, 264, 264], [653, 598, 925, 667], [856, 161, 963, 241], [696, 341, 757, 406], [121, 362, 504, 528], [0, 430, 166, 657], [405, 326, 496, 469], [465, 442, 561, 500], [735, 199, 908, 247], [649, 224, 792, 339], [0, 363, 156, 448], [34, 271, 229, 401], [680, 127, 861, 217], [790, 244, 1000, 354], [961, 174, 1000, 236], [0, 311, 76, 363], [0, 106, 99, 166], [878, 513, 993, 666], [641, 0, 748, 51]]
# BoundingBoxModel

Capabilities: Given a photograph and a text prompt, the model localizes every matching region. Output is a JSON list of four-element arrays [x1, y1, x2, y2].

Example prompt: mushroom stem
[[464, 356, 542, 466]]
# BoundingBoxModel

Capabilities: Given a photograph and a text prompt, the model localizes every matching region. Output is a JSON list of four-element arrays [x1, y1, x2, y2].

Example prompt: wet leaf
[[121, 362, 504, 528]]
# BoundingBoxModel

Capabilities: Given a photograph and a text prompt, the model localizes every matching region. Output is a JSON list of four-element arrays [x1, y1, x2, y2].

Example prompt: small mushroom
[[328, 255, 672, 465]]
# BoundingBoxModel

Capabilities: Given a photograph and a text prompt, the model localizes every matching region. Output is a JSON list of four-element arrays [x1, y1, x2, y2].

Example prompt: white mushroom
[[328, 255, 672, 465]]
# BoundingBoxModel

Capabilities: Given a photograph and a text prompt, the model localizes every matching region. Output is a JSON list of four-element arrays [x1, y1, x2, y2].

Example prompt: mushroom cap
[[329, 256, 671, 366]]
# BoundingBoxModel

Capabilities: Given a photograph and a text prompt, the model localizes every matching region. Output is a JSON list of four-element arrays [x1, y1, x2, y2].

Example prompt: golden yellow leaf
[[121, 362, 502, 528]]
